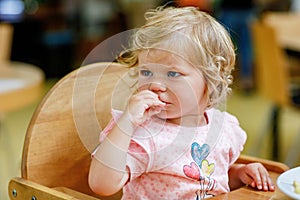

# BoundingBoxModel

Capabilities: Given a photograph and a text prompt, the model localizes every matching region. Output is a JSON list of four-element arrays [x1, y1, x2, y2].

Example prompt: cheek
[[180, 79, 206, 96], [137, 79, 150, 91], [137, 84, 148, 91], [176, 82, 207, 105]]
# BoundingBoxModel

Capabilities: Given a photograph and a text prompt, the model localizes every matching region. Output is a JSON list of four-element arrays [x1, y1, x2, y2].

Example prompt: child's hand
[[238, 163, 275, 191], [126, 90, 166, 126]]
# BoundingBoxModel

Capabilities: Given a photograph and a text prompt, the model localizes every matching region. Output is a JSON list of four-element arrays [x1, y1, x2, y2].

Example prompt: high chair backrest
[[250, 20, 290, 106], [21, 62, 136, 199]]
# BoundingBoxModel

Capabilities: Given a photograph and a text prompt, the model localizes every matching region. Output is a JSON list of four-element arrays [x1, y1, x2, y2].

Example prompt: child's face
[[137, 49, 208, 125]]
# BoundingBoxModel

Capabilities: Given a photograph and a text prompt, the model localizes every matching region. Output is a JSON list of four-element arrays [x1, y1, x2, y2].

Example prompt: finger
[[144, 99, 166, 110], [259, 167, 270, 191], [147, 106, 163, 117], [258, 167, 274, 191], [130, 101, 164, 124], [254, 168, 266, 190], [257, 167, 267, 190], [137, 91, 166, 106], [250, 165, 274, 191], [245, 165, 262, 189], [267, 175, 275, 191], [137, 89, 159, 99]]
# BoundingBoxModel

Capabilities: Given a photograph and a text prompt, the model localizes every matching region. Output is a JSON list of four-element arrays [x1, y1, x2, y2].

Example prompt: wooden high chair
[[8, 62, 289, 200], [250, 20, 300, 163]]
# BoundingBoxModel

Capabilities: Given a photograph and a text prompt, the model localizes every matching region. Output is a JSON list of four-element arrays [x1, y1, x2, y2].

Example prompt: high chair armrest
[[237, 154, 289, 173], [8, 177, 100, 200]]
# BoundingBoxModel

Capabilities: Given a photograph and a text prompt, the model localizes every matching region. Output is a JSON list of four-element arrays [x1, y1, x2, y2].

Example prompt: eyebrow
[[168, 65, 182, 71], [138, 64, 182, 71]]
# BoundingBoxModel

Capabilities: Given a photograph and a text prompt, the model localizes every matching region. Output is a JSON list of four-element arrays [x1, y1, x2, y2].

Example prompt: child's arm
[[88, 90, 165, 196], [88, 113, 134, 196], [228, 163, 275, 191]]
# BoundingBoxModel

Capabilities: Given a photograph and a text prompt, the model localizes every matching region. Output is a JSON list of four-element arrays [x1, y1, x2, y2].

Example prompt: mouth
[[160, 99, 170, 105], [161, 101, 171, 111], [158, 96, 169, 104]]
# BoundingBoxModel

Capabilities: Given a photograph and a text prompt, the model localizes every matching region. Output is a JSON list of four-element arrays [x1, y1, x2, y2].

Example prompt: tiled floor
[[1, 80, 300, 200]]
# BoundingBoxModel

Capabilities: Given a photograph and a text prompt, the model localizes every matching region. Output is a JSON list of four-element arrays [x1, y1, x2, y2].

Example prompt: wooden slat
[[53, 187, 100, 200], [8, 177, 78, 200]]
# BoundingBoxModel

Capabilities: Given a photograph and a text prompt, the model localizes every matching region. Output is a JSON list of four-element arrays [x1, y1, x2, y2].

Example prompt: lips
[[160, 99, 170, 105], [158, 96, 169, 104]]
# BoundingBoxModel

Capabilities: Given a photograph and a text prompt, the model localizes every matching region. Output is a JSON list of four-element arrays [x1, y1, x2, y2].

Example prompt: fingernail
[[270, 185, 275, 190], [258, 185, 262, 190]]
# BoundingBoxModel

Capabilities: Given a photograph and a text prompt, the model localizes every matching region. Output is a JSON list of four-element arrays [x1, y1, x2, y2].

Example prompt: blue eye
[[140, 70, 153, 77], [167, 71, 181, 78]]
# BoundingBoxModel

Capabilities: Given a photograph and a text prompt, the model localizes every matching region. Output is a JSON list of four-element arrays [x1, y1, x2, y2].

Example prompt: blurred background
[[1, 0, 300, 199]]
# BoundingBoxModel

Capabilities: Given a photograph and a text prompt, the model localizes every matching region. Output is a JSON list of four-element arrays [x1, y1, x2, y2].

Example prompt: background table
[[0, 62, 44, 113], [263, 12, 300, 52]]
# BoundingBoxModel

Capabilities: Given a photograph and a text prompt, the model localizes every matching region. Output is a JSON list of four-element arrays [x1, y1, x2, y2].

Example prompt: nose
[[148, 82, 167, 93]]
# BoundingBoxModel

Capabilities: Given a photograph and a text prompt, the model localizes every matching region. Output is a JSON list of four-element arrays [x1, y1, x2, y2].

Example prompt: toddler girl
[[89, 6, 274, 199]]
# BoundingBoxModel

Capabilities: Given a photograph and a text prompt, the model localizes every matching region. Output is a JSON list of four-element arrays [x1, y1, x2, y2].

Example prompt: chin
[[155, 110, 179, 121], [155, 111, 168, 119]]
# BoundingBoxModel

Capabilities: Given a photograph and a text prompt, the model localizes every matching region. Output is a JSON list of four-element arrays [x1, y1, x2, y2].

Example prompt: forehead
[[138, 49, 194, 69]]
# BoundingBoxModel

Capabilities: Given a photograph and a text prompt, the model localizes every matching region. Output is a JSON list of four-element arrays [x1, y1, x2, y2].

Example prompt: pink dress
[[99, 108, 247, 199]]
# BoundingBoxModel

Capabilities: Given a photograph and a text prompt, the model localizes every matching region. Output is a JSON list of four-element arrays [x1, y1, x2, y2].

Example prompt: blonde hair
[[117, 6, 236, 108]]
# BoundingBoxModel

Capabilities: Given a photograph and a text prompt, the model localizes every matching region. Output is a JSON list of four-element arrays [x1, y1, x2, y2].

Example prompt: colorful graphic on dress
[[183, 142, 217, 199]]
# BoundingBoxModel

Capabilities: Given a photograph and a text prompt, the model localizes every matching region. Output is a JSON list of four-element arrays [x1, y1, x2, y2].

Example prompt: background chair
[[8, 62, 289, 200], [0, 23, 13, 63], [250, 20, 300, 164]]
